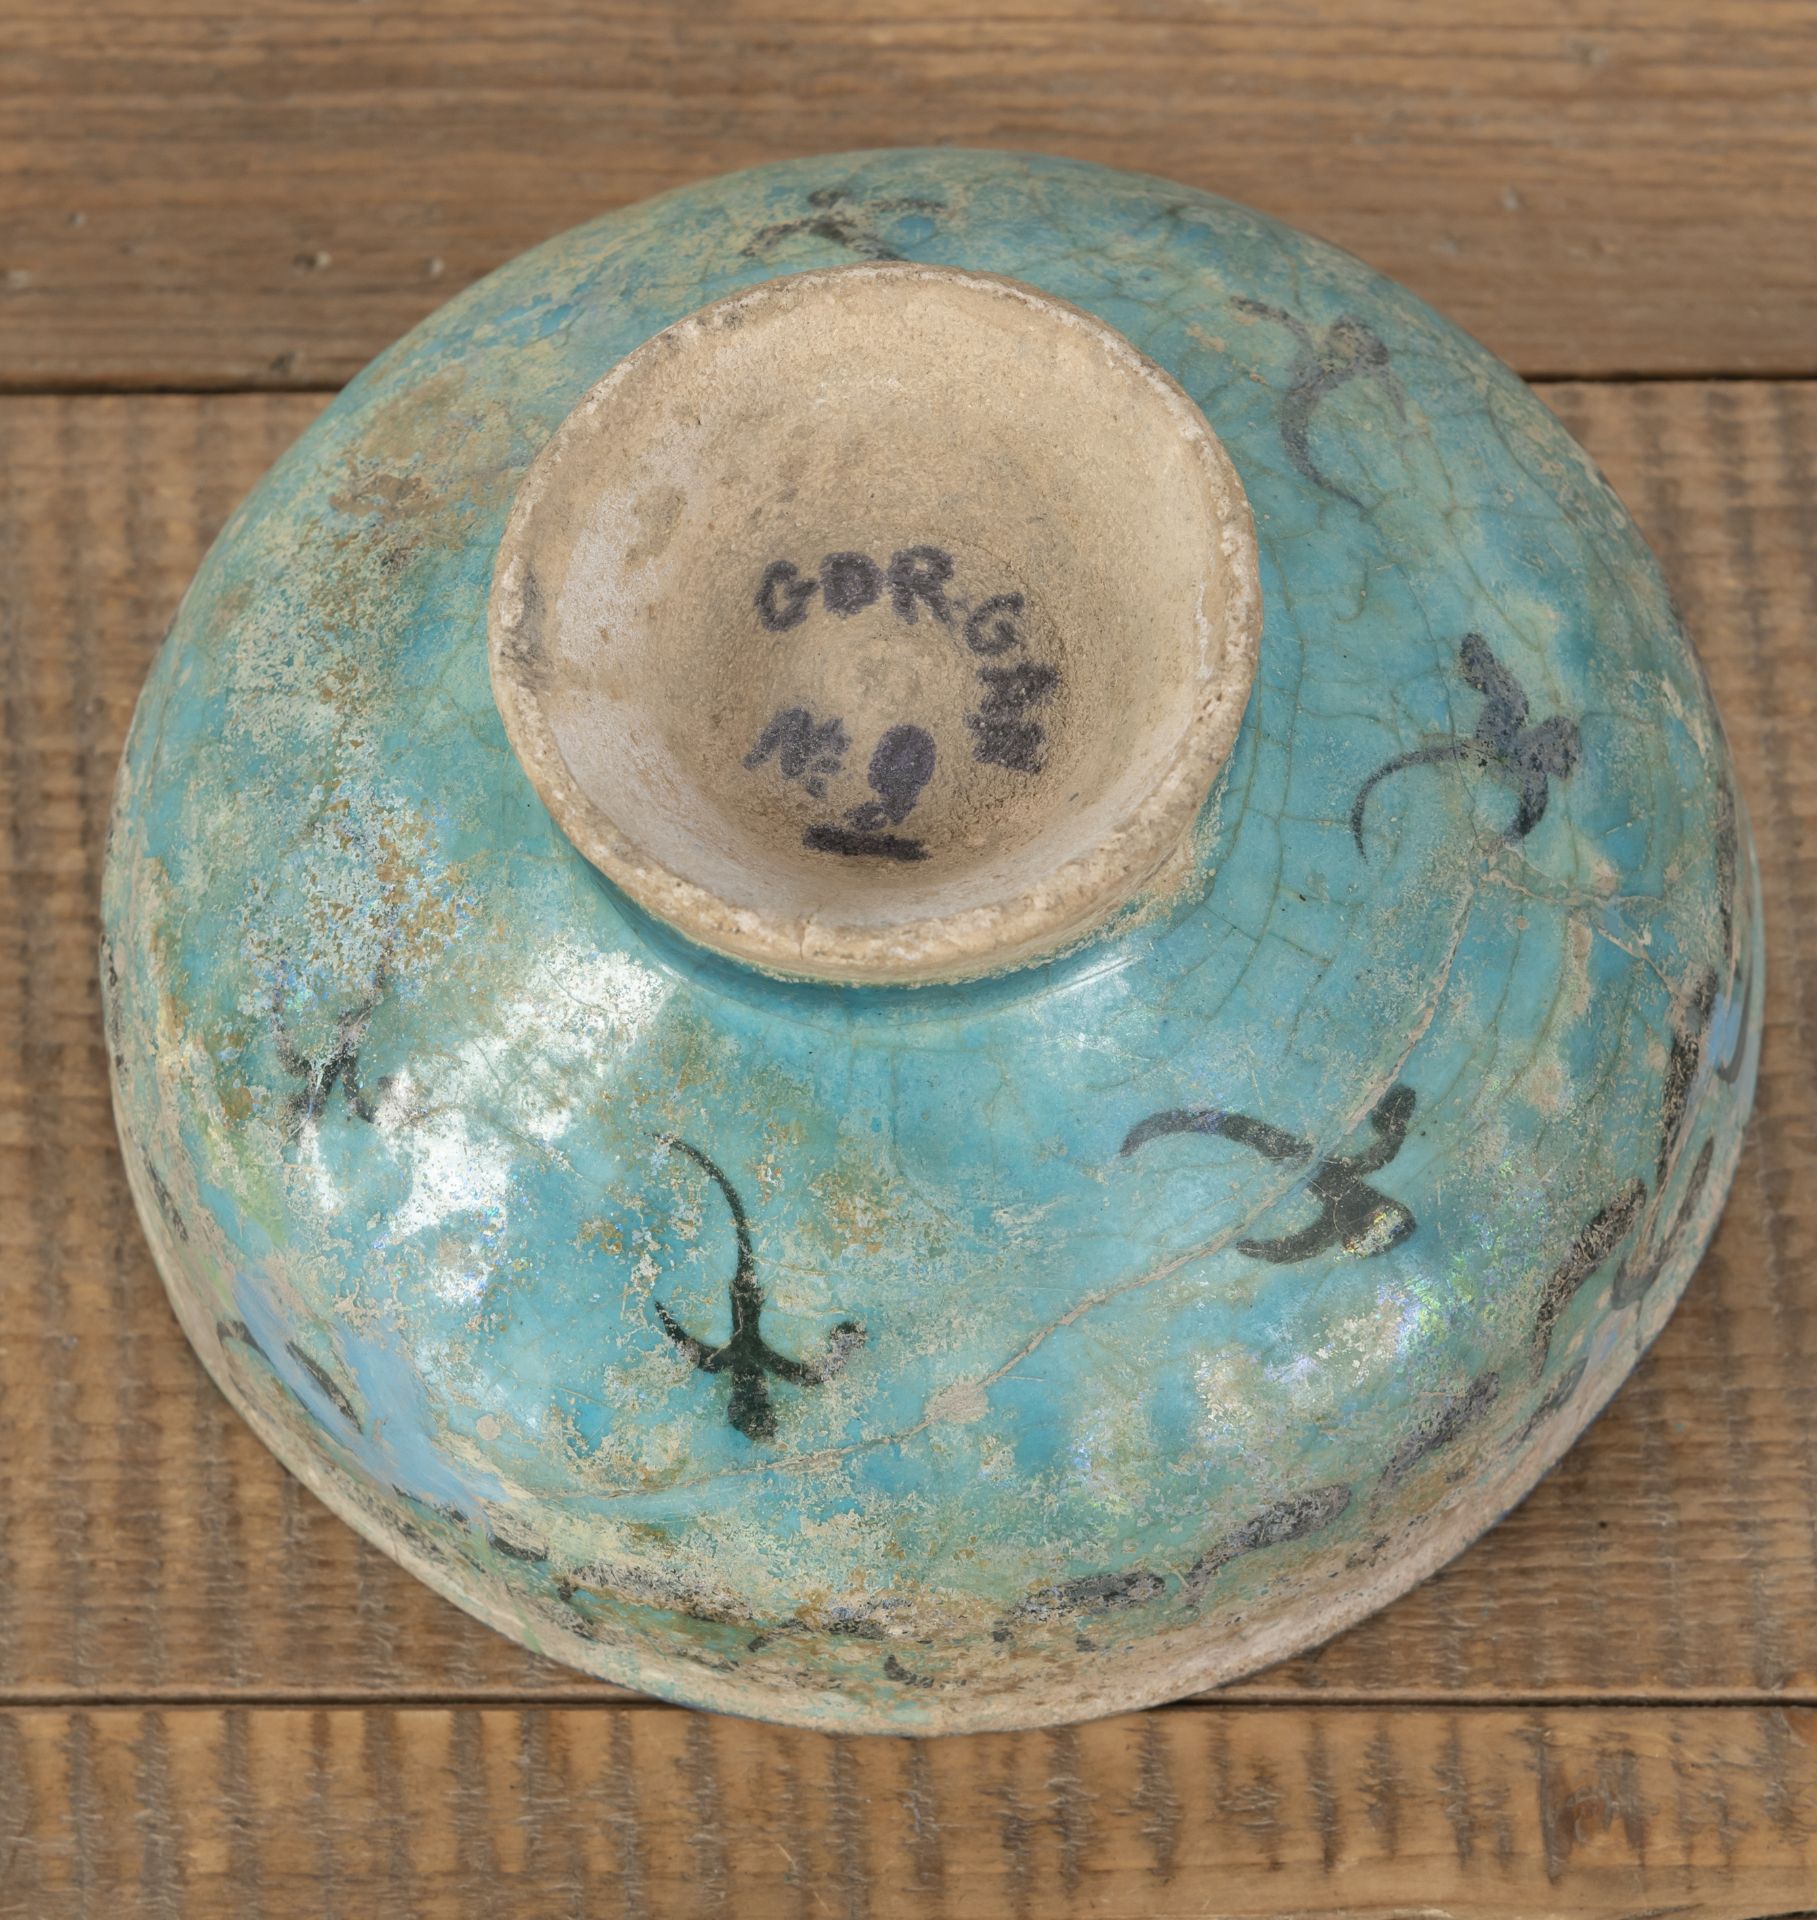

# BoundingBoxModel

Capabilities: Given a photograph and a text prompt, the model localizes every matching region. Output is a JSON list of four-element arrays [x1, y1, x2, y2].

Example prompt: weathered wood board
[[2, 2, 1815, 388], [3, 2, 1816, 1897]]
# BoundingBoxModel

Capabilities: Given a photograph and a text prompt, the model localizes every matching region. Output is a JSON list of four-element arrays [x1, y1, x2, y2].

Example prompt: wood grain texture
[[0, 381, 1812, 1717], [5, 1703, 1817, 1916], [4, 8, 1813, 1905], [2, 1, 1815, 390]]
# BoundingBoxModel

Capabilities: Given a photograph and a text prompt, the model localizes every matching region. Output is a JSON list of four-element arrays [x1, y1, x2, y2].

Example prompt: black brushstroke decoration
[[1513, 1359, 1588, 1449], [742, 184, 944, 265], [1379, 1371, 1500, 1490], [1712, 775, 1751, 1088], [1611, 1138, 1716, 1309], [1528, 1180, 1647, 1378], [101, 936, 126, 1074], [1008, 1569, 1166, 1625], [271, 963, 390, 1138], [1233, 298, 1402, 508], [1528, 961, 1727, 1369], [1184, 1483, 1354, 1596], [1350, 633, 1580, 856], [993, 1482, 1354, 1640], [652, 1137, 864, 1442], [142, 1152, 190, 1244], [282, 1339, 362, 1431], [216, 1318, 363, 1436], [1714, 775, 1740, 967], [1656, 967, 1717, 1186], [1121, 1085, 1417, 1262]]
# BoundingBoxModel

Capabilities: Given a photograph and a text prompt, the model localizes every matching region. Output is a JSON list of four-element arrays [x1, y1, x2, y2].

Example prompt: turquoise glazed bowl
[[103, 150, 1761, 1733]]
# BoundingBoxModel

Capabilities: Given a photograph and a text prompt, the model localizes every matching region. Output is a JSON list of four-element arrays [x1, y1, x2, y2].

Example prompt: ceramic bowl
[[103, 150, 1761, 1733]]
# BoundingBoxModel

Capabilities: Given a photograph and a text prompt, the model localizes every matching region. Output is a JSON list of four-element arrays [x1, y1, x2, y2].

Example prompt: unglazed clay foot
[[490, 264, 1259, 982]]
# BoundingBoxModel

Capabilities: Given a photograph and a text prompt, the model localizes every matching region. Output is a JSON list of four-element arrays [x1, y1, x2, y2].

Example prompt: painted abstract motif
[[650, 1138, 865, 1440], [1350, 634, 1581, 855], [101, 150, 1758, 1733], [270, 964, 392, 1138], [1120, 1086, 1417, 1262], [1233, 297, 1403, 510]]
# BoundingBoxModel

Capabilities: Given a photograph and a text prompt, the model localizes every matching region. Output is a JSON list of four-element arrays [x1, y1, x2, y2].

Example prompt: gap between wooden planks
[[1, 0, 1815, 388]]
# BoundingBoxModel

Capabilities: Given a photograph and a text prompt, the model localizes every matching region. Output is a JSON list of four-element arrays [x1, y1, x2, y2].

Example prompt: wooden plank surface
[[6, 1703, 1817, 1917], [5, 0, 1817, 1881], [2, 1, 1816, 390], [2, 383, 1813, 1730]]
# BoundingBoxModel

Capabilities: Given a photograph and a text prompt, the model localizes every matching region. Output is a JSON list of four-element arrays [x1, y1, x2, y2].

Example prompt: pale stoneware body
[[103, 150, 1761, 1733]]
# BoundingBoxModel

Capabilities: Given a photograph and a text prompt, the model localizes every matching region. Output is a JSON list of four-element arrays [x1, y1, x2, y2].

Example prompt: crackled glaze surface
[[102, 150, 1761, 1733]]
